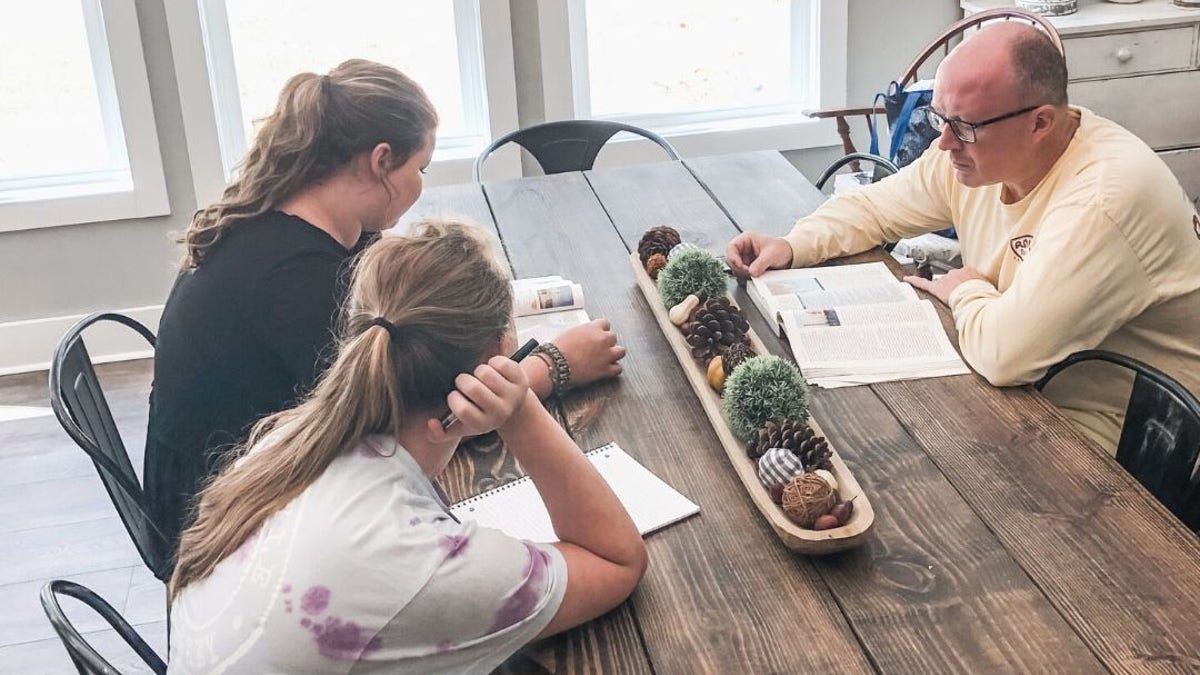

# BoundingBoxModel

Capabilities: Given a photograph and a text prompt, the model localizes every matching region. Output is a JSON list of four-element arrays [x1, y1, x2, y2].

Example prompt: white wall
[[0, 0, 961, 371]]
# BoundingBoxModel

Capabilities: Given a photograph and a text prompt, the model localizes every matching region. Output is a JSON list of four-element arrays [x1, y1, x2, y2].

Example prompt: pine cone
[[722, 341, 755, 378], [682, 297, 750, 362], [795, 433, 833, 472], [747, 418, 810, 460], [646, 253, 668, 280], [638, 226, 681, 266]]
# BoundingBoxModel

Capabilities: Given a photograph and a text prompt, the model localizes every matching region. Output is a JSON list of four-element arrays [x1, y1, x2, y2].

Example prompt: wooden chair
[[807, 8, 1064, 174], [40, 580, 167, 674], [473, 120, 680, 181], [1037, 350, 1200, 534], [49, 313, 171, 580]]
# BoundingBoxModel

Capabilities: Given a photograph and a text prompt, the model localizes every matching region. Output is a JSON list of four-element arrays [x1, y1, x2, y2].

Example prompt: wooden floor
[[0, 360, 166, 674]]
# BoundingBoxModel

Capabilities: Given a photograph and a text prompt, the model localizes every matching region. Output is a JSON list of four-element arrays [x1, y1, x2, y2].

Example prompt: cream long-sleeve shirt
[[784, 107, 1200, 454]]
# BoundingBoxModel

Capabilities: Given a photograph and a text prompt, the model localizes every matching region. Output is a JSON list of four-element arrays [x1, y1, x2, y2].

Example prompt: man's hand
[[725, 232, 794, 279], [903, 266, 989, 306]]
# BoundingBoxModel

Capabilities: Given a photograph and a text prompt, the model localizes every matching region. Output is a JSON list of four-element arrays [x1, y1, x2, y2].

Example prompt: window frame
[[0, 0, 169, 233], [165, 0, 521, 207], [537, 0, 848, 161]]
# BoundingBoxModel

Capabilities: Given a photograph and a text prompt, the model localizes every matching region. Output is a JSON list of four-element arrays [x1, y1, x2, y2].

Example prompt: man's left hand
[[903, 266, 989, 306]]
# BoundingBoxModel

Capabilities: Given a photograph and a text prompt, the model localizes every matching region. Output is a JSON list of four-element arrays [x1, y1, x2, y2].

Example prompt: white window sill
[[0, 180, 170, 233]]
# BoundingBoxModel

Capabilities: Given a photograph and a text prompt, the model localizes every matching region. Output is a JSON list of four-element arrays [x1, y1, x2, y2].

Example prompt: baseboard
[[0, 305, 163, 376]]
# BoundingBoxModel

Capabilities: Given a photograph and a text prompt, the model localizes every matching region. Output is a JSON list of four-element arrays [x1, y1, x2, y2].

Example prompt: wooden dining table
[[397, 151, 1200, 674]]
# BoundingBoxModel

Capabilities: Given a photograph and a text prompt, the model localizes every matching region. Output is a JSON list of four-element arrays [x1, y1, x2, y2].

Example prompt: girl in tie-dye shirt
[[168, 223, 646, 674]]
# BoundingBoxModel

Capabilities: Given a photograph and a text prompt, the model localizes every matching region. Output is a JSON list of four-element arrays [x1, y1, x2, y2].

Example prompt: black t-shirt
[[145, 211, 359, 564]]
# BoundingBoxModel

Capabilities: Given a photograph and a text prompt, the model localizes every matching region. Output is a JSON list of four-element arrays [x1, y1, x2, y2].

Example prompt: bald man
[[726, 23, 1200, 455]]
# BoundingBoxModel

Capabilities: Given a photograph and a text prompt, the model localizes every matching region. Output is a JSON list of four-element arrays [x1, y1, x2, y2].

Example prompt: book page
[[747, 262, 903, 334], [450, 443, 699, 543], [785, 321, 960, 365], [781, 300, 938, 328], [792, 283, 916, 311], [511, 279, 585, 317]]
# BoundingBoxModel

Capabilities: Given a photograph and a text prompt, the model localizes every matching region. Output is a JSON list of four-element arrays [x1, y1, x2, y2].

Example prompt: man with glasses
[[726, 22, 1200, 455]]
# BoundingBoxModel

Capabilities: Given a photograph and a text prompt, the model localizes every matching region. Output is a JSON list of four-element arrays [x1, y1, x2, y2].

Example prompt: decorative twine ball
[[757, 447, 806, 503], [782, 473, 837, 528], [722, 355, 809, 441], [657, 248, 728, 308], [646, 253, 668, 280]]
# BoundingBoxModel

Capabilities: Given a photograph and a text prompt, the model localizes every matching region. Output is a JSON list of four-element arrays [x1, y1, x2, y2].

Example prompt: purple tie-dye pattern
[[440, 534, 470, 558], [300, 615, 383, 661], [489, 544, 551, 632], [229, 531, 260, 564], [301, 586, 331, 615], [408, 516, 421, 526]]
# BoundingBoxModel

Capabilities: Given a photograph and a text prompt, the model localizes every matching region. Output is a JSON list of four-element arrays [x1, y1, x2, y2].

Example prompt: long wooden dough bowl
[[631, 252, 875, 553]]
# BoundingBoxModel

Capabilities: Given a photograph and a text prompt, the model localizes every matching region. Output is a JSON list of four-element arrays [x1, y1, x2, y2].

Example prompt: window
[[0, 0, 168, 232], [168, 0, 519, 200], [539, 0, 846, 157]]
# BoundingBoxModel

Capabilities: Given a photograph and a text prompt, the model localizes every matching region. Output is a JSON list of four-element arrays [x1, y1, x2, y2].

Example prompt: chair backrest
[[41, 580, 167, 674], [898, 8, 1064, 87], [472, 120, 680, 181], [49, 313, 169, 578], [1037, 350, 1200, 534]]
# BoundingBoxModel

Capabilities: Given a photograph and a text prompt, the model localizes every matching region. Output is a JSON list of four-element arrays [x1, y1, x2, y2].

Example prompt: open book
[[512, 276, 591, 344], [746, 262, 969, 388], [450, 443, 700, 542]]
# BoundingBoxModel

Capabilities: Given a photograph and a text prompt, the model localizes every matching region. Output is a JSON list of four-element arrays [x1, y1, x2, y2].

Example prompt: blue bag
[[869, 80, 956, 239]]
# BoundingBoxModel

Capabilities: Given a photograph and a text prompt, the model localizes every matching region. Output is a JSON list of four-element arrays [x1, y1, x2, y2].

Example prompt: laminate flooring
[[0, 360, 166, 674]]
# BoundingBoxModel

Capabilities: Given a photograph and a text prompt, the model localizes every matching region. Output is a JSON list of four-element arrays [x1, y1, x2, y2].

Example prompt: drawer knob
[[1115, 47, 1134, 63]]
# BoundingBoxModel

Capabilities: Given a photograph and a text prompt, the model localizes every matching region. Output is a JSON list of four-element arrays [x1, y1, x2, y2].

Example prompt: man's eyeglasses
[[922, 105, 1041, 144]]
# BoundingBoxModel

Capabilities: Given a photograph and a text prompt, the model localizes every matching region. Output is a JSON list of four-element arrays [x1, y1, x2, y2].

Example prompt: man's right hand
[[725, 232, 794, 279]]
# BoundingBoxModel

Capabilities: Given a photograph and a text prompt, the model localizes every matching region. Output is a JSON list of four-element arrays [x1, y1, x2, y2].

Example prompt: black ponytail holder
[[368, 316, 407, 343]]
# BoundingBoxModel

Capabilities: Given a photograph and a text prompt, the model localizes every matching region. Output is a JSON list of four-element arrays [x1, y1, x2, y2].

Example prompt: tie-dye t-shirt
[[168, 435, 567, 674]]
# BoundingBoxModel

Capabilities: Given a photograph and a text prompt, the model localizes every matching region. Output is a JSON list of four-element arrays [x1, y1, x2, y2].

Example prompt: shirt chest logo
[[1010, 235, 1034, 261]]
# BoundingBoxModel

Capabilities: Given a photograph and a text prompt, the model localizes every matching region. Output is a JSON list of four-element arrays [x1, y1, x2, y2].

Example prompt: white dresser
[[963, 0, 1200, 208]]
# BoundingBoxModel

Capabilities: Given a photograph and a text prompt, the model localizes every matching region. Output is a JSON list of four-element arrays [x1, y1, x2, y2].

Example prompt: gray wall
[[0, 0, 959, 325]]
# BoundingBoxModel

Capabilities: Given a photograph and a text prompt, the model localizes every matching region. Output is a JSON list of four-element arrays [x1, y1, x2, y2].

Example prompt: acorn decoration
[[706, 355, 726, 393], [646, 253, 668, 280], [681, 297, 750, 362], [781, 473, 838, 528], [638, 226, 681, 267], [722, 355, 809, 441], [722, 341, 755, 378], [657, 248, 728, 308]]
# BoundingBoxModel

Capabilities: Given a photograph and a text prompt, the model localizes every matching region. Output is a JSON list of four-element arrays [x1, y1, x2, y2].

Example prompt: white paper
[[450, 443, 699, 542]]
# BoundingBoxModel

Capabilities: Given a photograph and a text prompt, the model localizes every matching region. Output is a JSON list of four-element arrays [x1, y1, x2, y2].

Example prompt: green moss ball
[[722, 355, 809, 441], [656, 248, 727, 308]]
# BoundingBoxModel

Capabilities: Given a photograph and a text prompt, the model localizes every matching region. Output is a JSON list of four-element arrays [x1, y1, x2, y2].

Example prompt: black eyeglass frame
[[922, 104, 1042, 144]]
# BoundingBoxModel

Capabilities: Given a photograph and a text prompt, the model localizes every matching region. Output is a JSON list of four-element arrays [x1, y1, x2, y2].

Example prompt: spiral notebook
[[450, 443, 699, 542]]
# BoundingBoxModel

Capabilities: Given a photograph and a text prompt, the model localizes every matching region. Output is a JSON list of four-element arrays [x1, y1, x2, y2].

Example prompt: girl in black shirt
[[147, 60, 625, 572]]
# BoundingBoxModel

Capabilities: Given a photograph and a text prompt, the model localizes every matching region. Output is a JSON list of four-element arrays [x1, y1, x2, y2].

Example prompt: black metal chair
[[472, 120, 680, 181], [1037, 350, 1200, 533], [49, 313, 170, 580], [41, 580, 167, 674]]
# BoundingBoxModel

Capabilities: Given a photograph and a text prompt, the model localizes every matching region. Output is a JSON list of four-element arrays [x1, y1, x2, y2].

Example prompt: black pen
[[440, 338, 540, 430]]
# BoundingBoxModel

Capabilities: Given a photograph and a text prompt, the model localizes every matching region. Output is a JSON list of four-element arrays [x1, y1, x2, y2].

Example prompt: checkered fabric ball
[[757, 447, 805, 504]]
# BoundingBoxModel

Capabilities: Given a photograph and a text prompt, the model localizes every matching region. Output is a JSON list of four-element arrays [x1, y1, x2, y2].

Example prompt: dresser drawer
[[1065, 26, 1196, 81], [1070, 70, 1200, 150]]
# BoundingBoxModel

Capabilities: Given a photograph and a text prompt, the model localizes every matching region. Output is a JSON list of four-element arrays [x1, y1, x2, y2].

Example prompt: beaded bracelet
[[533, 342, 571, 397]]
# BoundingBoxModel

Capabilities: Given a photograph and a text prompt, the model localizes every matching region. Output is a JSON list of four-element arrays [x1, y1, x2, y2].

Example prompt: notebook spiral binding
[[451, 443, 615, 511]]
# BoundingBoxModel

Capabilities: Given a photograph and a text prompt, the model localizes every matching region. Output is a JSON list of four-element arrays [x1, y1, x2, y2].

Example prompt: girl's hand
[[426, 355, 530, 440], [551, 319, 626, 387]]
